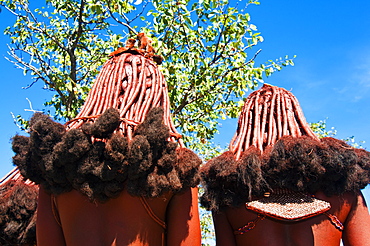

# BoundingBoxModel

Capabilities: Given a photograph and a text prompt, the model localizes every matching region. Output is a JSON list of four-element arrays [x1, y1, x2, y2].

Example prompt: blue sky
[[1, 1, 369, 201]]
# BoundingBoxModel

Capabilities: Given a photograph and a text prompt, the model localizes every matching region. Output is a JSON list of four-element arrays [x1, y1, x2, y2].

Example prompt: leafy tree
[[310, 119, 365, 148], [1, 0, 294, 153], [1, 1, 294, 243], [309, 119, 337, 138], [200, 206, 215, 246]]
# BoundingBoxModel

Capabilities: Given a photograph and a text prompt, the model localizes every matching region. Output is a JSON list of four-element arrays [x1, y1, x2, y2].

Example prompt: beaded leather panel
[[245, 189, 331, 221]]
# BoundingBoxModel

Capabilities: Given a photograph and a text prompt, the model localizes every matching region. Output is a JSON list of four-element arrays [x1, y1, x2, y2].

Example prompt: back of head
[[12, 41, 201, 203], [201, 84, 370, 211], [230, 84, 318, 159]]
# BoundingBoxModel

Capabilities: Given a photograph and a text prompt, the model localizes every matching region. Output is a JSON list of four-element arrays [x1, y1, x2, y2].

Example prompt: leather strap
[[234, 212, 344, 235], [140, 196, 167, 230], [51, 194, 62, 227]]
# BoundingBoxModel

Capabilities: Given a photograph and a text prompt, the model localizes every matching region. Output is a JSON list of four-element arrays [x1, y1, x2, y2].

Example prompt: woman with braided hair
[[201, 84, 370, 246], [12, 40, 202, 245]]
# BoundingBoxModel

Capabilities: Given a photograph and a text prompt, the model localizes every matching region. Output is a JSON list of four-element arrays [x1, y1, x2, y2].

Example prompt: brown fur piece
[[11, 135, 37, 182], [81, 108, 120, 139], [201, 135, 370, 211], [126, 108, 201, 198], [134, 108, 169, 141], [319, 137, 364, 195], [12, 113, 66, 185], [237, 146, 268, 201], [201, 148, 269, 211], [353, 148, 370, 188], [176, 148, 202, 190], [11, 107, 200, 203], [200, 151, 239, 211], [0, 180, 38, 245], [263, 136, 326, 193]]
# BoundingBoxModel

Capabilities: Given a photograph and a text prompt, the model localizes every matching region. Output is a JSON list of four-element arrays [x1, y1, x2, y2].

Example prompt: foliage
[[1, 0, 294, 154], [309, 119, 337, 138], [144, 0, 295, 151], [200, 206, 215, 246], [1, 0, 127, 120], [310, 119, 365, 148], [343, 136, 365, 149]]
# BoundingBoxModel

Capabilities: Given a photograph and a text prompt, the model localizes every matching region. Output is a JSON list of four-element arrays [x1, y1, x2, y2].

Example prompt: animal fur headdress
[[201, 84, 370, 211], [12, 48, 201, 203]]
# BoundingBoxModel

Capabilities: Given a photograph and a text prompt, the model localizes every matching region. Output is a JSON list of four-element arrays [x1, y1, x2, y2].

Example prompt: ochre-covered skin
[[37, 186, 201, 246], [213, 191, 370, 246]]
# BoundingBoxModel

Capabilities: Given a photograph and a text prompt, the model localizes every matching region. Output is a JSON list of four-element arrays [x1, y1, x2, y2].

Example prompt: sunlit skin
[[213, 191, 370, 246], [36, 186, 201, 246]]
